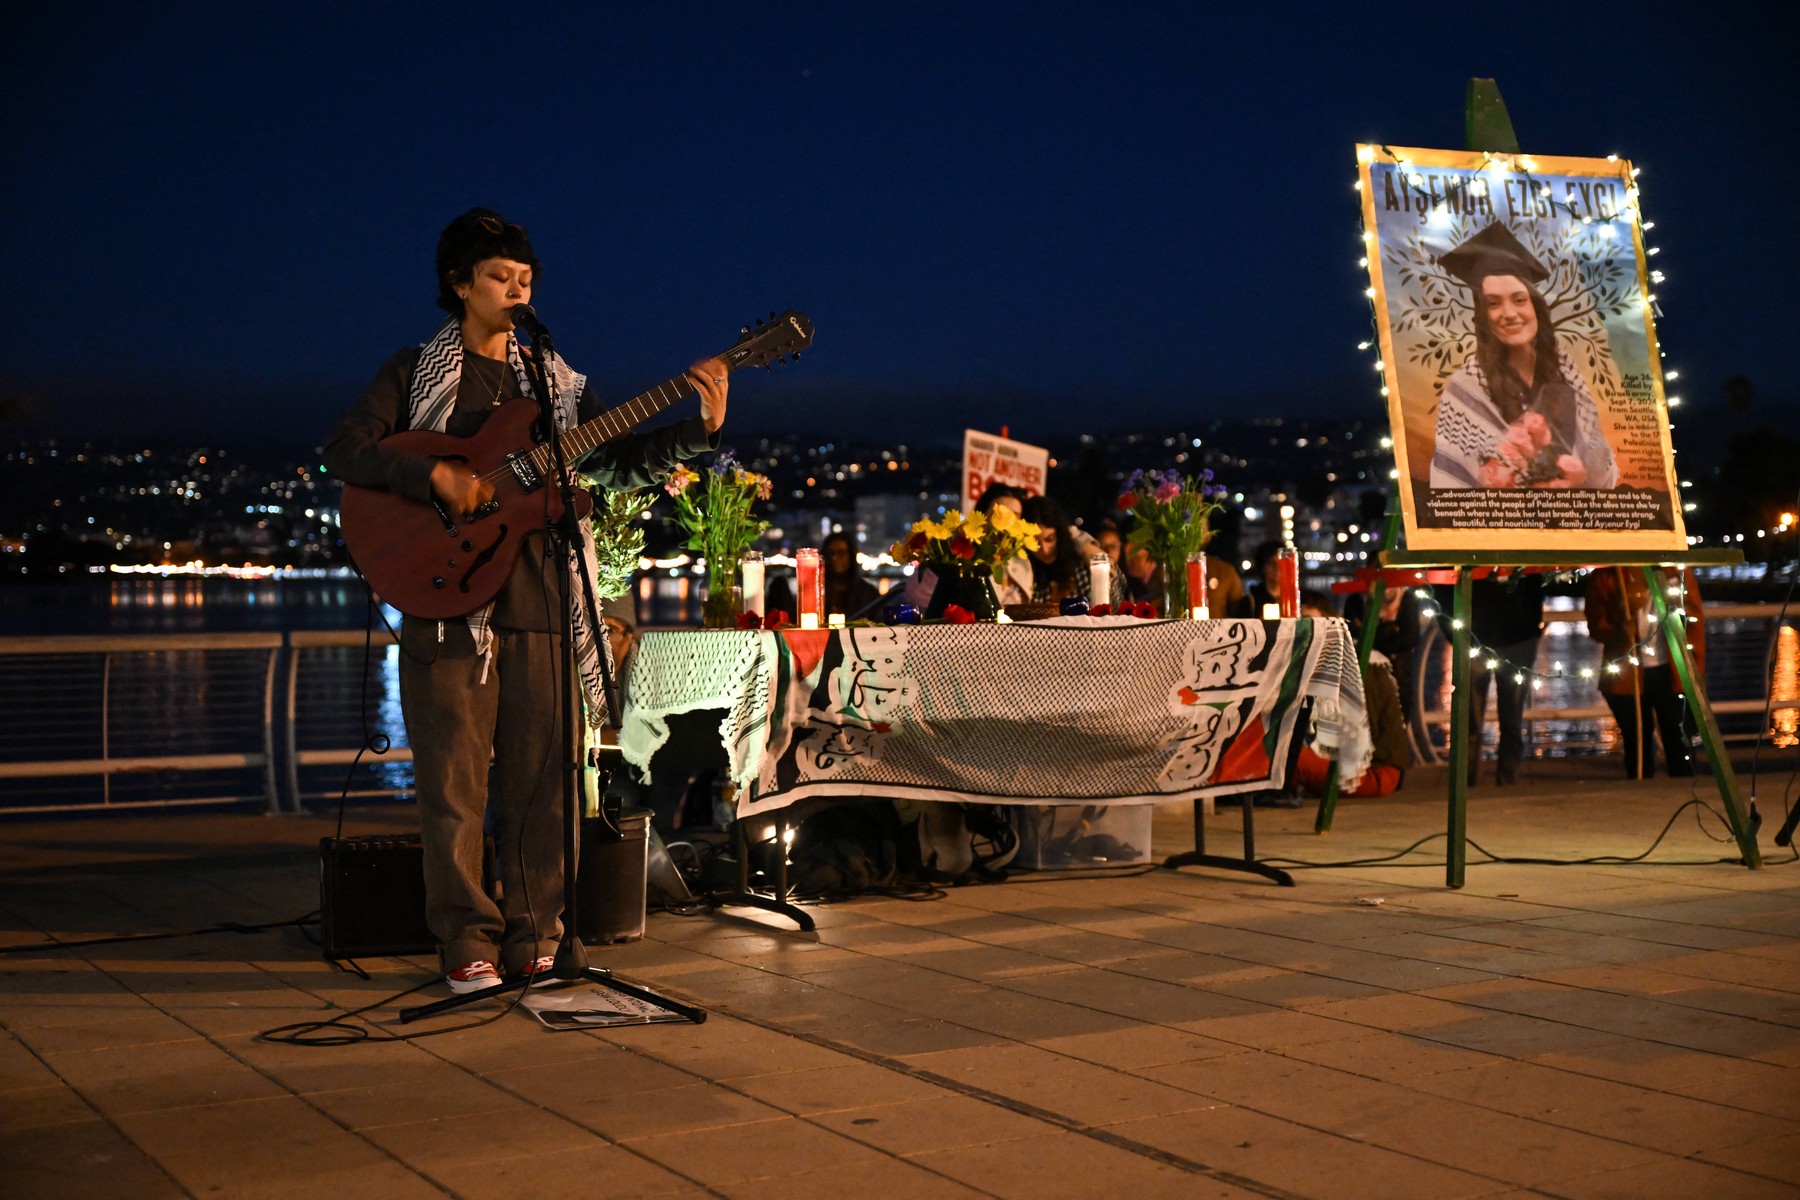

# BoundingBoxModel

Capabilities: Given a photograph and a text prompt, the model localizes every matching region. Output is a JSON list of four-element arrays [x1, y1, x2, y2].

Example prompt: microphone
[[510, 304, 550, 339]]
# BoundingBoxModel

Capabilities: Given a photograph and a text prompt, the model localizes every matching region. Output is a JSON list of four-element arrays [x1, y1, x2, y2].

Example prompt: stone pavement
[[3, 758, 1799, 1199]]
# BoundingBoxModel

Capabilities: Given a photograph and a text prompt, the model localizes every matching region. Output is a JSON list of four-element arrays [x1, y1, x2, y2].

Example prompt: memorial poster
[[1356, 144, 1685, 552]]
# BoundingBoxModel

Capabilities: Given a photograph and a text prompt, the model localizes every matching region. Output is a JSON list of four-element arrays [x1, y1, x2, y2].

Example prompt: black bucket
[[576, 807, 650, 944]]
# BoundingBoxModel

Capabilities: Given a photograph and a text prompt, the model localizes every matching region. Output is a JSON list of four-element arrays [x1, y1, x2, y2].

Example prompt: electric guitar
[[338, 310, 814, 619]]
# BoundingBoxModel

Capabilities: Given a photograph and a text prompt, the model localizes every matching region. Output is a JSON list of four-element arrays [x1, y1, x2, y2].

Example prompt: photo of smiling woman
[[1429, 222, 1619, 490]]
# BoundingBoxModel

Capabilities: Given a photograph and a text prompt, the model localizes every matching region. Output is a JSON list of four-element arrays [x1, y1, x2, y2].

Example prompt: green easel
[[1317, 80, 1761, 886]]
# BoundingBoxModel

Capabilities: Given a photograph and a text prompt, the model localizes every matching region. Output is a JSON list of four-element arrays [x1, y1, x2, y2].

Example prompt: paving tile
[[0, 1003, 199, 1054], [903, 1042, 1219, 1128], [718, 1154, 990, 1199], [0, 1116, 186, 1200], [306, 1068, 528, 1129], [1339, 1091, 1664, 1185], [1279, 1029, 1503, 1082], [1, 1080, 99, 1129], [1545, 1152, 1800, 1199], [1000, 966, 1276, 1024], [904, 1129, 1235, 1200], [545, 1080, 788, 1141], [1668, 1063, 1800, 1120], [1698, 1133, 1800, 1188], [729, 1060, 951, 1115], [452, 1142, 706, 1199], [1530, 1031, 1783, 1090], [356, 1101, 601, 1169], [1032, 1025, 1243, 1070], [0, 1030, 58, 1091], [623, 1114, 891, 1186], [811, 1092, 1061, 1154], [43, 1036, 288, 1114], [598, 1013, 859, 1080], [111, 1094, 429, 1194]]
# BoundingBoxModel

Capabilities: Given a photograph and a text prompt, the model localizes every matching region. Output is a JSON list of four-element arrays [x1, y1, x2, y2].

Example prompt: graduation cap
[[1437, 222, 1549, 288]]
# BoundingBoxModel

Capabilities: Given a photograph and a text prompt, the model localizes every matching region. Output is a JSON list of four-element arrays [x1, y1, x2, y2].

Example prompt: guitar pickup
[[504, 451, 544, 493]]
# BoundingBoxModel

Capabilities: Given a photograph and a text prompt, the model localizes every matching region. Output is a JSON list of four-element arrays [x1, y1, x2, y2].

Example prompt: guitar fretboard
[[526, 373, 697, 475]]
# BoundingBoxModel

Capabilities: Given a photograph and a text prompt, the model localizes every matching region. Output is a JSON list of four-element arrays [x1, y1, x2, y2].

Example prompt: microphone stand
[[402, 318, 703, 1025]]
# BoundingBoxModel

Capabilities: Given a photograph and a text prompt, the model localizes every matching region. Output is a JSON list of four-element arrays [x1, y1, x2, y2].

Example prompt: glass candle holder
[[1185, 552, 1208, 619], [1277, 545, 1300, 619], [796, 547, 822, 629], [1088, 553, 1112, 609], [740, 550, 765, 617]]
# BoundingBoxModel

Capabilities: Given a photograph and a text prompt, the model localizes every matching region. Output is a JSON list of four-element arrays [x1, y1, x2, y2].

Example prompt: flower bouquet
[[664, 451, 773, 627], [888, 506, 1041, 621], [1118, 469, 1229, 616]]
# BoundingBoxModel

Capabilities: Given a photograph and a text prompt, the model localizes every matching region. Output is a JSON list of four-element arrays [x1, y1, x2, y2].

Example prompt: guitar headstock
[[722, 310, 814, 372]]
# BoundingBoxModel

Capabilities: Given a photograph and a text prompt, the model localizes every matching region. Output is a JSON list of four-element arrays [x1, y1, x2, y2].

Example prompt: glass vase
[[701, 569, 741, 629], [1160, 556, 1188, 618], [923, 561, 1001, 621]]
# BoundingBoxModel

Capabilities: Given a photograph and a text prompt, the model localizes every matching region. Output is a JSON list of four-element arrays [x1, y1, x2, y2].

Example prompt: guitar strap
[[406, 319, 612, 725]]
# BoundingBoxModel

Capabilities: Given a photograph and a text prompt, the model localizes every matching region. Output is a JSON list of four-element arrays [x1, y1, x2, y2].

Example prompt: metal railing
[[0, 603, 1793, 815], [0, 629, 412, 816]]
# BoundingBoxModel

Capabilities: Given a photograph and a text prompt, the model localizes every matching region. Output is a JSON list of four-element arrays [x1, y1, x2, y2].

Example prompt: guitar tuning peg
[[755, 318, 765, 328], [769, 311, 777, 321], [764, 363, 773, 372], [791, 350, 801, 361], [740, 325, 751, 335]]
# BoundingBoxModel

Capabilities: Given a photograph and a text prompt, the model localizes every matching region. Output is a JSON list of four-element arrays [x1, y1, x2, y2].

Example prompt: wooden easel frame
[[1315, 81, 1761, 886]]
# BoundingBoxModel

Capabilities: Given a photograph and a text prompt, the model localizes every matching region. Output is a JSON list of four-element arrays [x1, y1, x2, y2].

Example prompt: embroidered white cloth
[[619, 617, 1371, 818]]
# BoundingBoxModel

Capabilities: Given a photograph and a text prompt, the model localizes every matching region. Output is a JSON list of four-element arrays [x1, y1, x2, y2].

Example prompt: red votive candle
[[796, 547, 822, 629], [1277, 546, 1300, 619], [1185, 552, 1208, 619]]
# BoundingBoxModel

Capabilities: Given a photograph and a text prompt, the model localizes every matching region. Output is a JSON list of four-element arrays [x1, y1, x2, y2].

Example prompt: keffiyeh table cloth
[[619, 616, 1371, 818]]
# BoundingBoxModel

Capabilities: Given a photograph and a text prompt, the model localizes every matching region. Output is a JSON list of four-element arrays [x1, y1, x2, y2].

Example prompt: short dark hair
[[435, 208, 539, 318], [973, 482, 1025, 513]]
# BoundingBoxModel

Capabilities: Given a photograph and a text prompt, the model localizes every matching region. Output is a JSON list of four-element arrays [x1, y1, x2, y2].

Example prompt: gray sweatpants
[[399, 617, 574, 974]]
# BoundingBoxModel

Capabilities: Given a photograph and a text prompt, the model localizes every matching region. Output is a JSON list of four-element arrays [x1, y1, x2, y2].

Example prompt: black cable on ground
[[0, 913, 320, 954]]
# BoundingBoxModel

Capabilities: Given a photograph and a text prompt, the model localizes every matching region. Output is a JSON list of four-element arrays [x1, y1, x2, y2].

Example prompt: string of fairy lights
[[1350, 143, 1712, 689]]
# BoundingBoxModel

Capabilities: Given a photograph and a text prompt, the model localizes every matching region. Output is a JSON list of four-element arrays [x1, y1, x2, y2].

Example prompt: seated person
[[1292, 591, 1406, 798], [1020, 494, 1125, 606]]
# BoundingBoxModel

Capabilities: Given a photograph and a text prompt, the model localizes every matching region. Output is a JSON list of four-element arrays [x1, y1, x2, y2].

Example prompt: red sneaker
[[518, 955, 557, 986], [445, 961, 501, 994]]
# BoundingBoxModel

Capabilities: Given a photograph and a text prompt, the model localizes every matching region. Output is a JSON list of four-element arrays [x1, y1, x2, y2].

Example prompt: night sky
[[3, 2, 1793, 448]]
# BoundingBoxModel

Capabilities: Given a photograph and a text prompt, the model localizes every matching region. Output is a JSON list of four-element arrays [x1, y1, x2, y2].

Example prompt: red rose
[[1088, 603, 1112, 617], [735, 611, 763, 630], [907, 531, 928, 552], [942, 604, 976, 624], [1130, 601, 1157, 618], [1117, 493, 1137, 510], [949, 533, 976, 560], [767, 608, 790, 628]]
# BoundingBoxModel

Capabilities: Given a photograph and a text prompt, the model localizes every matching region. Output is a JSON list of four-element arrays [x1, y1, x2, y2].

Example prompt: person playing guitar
[[322, 208, 728, 994]]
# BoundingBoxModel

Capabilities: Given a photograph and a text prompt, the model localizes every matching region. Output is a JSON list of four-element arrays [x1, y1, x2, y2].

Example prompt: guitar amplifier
[[318, 835, 436, 960]]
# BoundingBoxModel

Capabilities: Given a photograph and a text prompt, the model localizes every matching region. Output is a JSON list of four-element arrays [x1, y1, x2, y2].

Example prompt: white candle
[[1089, 553, 1111, 608], [799, 612, 820, 630], [828, 612, 845, 629], [740, 553, 765, 617], [1190, 604, 1210, 620], [1261, 603, 1281, 620]]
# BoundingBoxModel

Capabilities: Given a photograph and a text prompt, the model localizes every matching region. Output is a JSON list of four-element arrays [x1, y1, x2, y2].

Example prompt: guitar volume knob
[[431, 577, 446, 589]]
